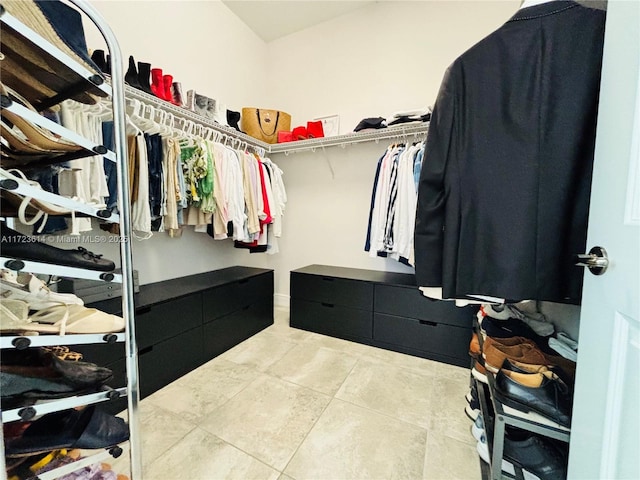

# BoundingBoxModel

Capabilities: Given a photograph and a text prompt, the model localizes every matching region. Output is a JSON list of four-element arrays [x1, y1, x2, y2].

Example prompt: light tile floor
[[115, 307, 481, 480]]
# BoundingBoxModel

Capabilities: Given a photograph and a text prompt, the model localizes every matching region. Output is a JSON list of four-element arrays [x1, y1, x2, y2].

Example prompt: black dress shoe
[[494, 368, 572, 427], [503, 428, 568, 480], [500, 359, 574, 400], [1, 222, 116, 272]]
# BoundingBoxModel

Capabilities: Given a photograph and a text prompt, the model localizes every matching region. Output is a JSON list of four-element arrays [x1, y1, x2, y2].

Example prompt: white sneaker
[[476, 440, 516, 475], [0, 270, 83, 310], [471, 422, 486, 443]]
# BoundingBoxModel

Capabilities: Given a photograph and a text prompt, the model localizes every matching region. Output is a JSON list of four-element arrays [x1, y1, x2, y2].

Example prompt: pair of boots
[[90, 50, 185, 107], [125, 56, 184, 107]]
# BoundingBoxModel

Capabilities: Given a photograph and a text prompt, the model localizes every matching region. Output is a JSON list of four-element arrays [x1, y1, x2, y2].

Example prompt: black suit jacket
[[414, 1, 606, 303]]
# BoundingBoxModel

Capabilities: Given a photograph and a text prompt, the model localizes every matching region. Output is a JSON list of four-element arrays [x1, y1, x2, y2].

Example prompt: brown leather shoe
[[469, 332, 481, 359], [483, 337, 548, 373]]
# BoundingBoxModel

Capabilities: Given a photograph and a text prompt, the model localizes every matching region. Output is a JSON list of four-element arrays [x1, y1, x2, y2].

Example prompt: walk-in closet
[[1, 1, 638, 479]]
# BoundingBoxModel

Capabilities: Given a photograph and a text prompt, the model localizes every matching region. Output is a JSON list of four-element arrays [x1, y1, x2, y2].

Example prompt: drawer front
[[290, 298, 372, 340], [138, 326, 203, 398], [202, 272, 273, 323], [374, 285, 475, 328], [373, 313, 471, 361], [203, 298, 273, 360], [290, 273, 373, 310], [73, 343, 125, 368], [135, 292, 202, 349]]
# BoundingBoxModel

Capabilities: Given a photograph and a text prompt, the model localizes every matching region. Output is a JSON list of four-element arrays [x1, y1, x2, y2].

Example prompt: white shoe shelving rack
[[0, 1, 141, 479]]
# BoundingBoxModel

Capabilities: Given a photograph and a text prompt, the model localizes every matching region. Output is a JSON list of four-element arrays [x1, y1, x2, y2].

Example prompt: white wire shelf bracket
[[269, 123, 430, 154], [0, 100, 116, 162], [0, 333, 125, 350], [0, 171, 119, 223], [0, 8, 112, 101], [0, 257, 122, 282], [1, 387, 127, 423], [34, 443, 129, 480]]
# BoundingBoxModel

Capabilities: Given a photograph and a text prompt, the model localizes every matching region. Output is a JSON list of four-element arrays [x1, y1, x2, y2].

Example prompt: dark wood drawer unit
[[290, 272, 373, 310], [138, 326, 204, 398], [290, 265, 475, 367], [203, 297, 273, 359], [373, 313, 472, 366], [291, 299, 373, 340], [135, 292, 202, 349], [374, 284, 474, 328], [86, 266, 274, 402], [202, 272, 273, 323]]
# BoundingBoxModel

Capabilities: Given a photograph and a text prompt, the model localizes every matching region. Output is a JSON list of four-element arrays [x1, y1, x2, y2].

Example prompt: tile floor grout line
[[140, 422, 199, 472], [276, 356, 363, 477], [191, 426, 285, 477], [276, 391, 336, 477]]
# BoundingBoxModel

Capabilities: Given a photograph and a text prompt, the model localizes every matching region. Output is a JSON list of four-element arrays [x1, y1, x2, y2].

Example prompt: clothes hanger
[[143, 105, 164, 135]]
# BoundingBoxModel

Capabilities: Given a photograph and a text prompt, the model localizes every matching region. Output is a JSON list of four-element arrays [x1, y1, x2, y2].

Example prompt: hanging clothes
[[365, 142, 424, 266], [58, 101, 110, 234]]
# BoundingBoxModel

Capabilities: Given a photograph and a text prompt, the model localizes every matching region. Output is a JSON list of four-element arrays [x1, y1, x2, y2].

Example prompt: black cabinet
[[203, 297, 273, 359], [82, 267, 273, 400], [135, 293, 203, 350], [290, 265, 475, 367]]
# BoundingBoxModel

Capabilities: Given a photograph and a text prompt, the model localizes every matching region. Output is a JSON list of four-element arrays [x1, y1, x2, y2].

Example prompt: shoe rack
[[473, 321, 571, 480], [0, 1, 141, 479]]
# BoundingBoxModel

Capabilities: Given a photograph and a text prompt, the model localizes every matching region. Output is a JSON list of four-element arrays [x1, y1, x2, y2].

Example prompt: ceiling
[[222, 1, 376, 42]]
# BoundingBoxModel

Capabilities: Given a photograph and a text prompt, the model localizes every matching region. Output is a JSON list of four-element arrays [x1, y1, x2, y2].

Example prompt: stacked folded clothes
[[387, 108, 431, 126]]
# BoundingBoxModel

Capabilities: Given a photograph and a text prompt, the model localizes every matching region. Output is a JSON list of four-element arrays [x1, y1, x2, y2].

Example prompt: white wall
[[84, 0, 269, 108], [78, 1, 522, 300], [266, 1, 520, 134]]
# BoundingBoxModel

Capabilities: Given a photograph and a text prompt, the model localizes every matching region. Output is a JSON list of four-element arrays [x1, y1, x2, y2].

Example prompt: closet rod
[[119, 85, 272, 153], [269, 123, 429, 154]]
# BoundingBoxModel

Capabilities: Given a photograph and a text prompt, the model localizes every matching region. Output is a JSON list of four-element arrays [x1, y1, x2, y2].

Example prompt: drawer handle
[[139, 345, 153, 355], [321, 302, 334, 308], [238, 279, 249, 284], [136, 306, 151, 315], [322, 277, 334, 282], [419, 320, 437, 327]]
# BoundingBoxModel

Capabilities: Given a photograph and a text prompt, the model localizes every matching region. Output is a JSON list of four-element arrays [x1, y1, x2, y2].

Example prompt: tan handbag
[[241, 108, 292, 144]]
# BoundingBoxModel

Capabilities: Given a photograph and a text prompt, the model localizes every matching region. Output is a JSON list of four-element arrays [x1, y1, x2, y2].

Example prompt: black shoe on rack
[[4, 406, 129, 456], [137, 62, 154, 95], [0, 222, 116, 272], [90, 49, 108, 74], [124, 55, 141, 89], [503, 427, 568, 480], [494, 366, 572, 427]]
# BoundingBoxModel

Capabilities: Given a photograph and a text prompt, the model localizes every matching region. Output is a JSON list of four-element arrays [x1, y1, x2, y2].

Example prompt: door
[[568, 1, 640, 479]]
